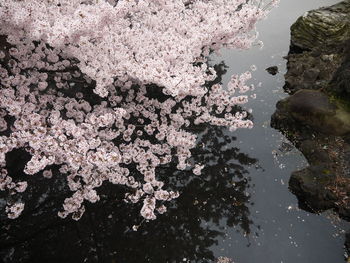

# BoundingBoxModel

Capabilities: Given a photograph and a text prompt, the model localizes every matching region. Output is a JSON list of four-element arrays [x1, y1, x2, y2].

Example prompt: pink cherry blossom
[[0, 0, 278, 221]]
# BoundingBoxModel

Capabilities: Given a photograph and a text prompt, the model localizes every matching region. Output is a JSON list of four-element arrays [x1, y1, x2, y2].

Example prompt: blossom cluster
[[0, 0, 278, 97], [0, 0, 278, 220]]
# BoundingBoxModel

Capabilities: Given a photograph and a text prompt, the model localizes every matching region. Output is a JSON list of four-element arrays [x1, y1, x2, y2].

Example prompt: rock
[[345, 232, 350, 259], [286, 90, 335, 115], [289, 165, 337, 212], [302, 68, 320, 82], [265, 66, 278, 75], [332, 60, 350, 96], [321, 54, 335, 62], [290, 1, 350, 52], [285, 2, 350, 95], [276, 90, 350, 136], [330, 41, 350, 99], [278, 142, 294, 153], [298, 139, 331, 164], [283, 51, 342, 94]]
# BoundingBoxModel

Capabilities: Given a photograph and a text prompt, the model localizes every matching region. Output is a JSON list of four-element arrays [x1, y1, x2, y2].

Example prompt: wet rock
[[283, 51, 342, 94], [298, 139, 331, 164], [302, 68, 320, 82], [290, 1, 350, 52], [289, 165, 337, 213], [275, 90, 350, 136], [278, 142, 294, 153], [285, 90, 335, 116], [321, 54, 336, 62], [332, 60, 350, 96], [265, 66, 278, 75], [330, 42, 350, 99], [345, 232, 350, 260], [284, 1, 350, 94]]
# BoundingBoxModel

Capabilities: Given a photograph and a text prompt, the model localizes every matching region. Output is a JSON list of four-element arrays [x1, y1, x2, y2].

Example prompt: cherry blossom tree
[[0, 0, 278, 221]]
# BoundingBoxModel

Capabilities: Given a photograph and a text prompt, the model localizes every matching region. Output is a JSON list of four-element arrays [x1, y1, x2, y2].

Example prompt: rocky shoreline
[[270, 0, 350, 257]]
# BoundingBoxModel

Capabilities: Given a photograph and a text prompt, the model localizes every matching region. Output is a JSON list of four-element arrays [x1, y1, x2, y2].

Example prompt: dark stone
[[299, 140, 331, 164], [302, 68, 320, 82], [287, 90, 336, 116], [289, 165, 336, 213], [331, 41, 350, 99], [283, 51, 342, 94], [345, 232, 350, 259], [275, 90, 350, 136], [265, 66, 278, 75], [288, 64, 303, 77], [278, 142, 294, 153]]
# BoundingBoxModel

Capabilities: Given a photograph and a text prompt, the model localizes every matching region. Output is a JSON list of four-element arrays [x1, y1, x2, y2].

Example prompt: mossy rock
[[289, 165, 337, 212], [330, 42, 350, 99], [283, 50, 343, 94], [291, 1, 350, 52], [298, 139, 331, 164], [277, 90, 350, 136]]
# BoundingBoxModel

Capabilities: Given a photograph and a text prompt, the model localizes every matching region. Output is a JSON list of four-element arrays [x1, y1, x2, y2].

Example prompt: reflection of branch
[[87, 209, 103, 262], [263, 0, 278, 11], [37, 66, 79, 73], [0, 59, 259, 262]]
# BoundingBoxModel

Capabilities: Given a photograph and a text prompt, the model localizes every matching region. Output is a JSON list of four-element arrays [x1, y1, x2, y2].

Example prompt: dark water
[[0, 1, 348, 263], [210, 0, 349, 262]]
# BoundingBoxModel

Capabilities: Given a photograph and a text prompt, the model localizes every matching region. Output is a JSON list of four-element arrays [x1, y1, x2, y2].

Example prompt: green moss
[[322, 169, 331, 175], [318, 174, 334, 185], [329, 93, 350, 112]]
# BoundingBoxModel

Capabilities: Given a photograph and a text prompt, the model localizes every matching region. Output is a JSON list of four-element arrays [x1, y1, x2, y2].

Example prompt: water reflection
[[0, 46, 258, 262], [0, 125, 258, 263]]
